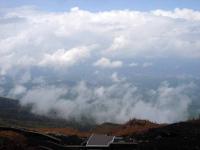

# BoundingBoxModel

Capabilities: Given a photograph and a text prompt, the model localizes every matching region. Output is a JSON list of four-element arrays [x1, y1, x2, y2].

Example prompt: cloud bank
[[19, 80, 194, 124], [0, 7, 200, 123]]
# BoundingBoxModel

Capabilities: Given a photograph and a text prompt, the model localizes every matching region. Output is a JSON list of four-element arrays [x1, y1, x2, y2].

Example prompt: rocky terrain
[[1, 119, 200, 150]]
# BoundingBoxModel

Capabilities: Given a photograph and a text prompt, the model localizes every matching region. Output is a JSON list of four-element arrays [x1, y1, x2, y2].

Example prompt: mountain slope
[[0, 96, 84, 128], [133, 119, 200, 150]]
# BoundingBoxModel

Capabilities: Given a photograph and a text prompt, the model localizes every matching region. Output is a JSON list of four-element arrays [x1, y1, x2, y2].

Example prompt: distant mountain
[[0, 96, 88, 129]]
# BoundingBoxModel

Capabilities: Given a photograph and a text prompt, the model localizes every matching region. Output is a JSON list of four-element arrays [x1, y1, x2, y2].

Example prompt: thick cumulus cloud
[[0, 7, 200, 74], [39, 47, 91, 68], [20, 80, 195, 124]]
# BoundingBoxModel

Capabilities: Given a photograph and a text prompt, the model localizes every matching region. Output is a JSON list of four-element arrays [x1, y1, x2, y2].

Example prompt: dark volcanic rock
[[134, 120, 200, 150]]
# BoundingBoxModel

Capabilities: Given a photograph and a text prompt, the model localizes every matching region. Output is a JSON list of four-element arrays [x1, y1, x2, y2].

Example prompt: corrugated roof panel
[[86, 134, 115, 147]]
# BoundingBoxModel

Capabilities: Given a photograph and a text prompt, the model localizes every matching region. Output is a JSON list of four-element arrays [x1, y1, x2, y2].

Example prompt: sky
[[1, 0, 200, 12], [0, 0, 200, 124]]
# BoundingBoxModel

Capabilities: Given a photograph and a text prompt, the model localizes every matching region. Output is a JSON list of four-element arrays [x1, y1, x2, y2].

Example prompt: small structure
[[86, 134, 115, 148]]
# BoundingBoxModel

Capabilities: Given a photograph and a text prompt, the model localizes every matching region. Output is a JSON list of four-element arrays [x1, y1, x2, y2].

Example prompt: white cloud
[[19, 81, 194, 124], [39, 46, 90, 68], [20, 86, 68, 115], [152, 8, 200, 21], [0, 7, 199, 124], [94, 57, 123, 68], [8, 84, 27, 98], [109, 36, 127, 51], [111, 72, 120, 82], [0, 7, 200, 75], [70, 7, 80, 12], [111, 72, 126, 83]]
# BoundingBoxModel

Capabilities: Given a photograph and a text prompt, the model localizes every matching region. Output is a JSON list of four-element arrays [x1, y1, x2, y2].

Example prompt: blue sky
[[0, 0, 200, 11]]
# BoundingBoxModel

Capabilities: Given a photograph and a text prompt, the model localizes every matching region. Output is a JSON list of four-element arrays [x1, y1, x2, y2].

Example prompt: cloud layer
[[0, 7, 200, 74], [1, 7, 200, 123], [19, 80, 195, 124]]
